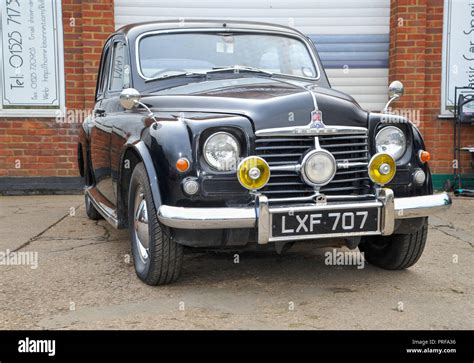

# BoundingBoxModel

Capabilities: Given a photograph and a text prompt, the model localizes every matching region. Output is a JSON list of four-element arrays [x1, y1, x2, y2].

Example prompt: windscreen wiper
[[145, 72, 206, 83], [145, 66, 273, 82], [206, 65, 273, 77]]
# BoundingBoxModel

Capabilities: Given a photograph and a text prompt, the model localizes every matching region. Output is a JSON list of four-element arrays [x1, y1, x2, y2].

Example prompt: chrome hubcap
[[134, 190, 149, 263]]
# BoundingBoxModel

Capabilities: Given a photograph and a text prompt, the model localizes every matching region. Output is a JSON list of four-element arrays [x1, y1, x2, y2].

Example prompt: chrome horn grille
[[254, 127, 372, 202]]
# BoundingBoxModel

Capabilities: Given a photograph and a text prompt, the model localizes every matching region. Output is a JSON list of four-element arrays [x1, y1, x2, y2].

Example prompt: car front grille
[[255, 132, 372, 201]]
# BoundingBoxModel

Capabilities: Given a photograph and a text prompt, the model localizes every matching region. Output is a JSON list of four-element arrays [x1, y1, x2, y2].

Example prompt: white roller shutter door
[[114, 0, 390, 111]]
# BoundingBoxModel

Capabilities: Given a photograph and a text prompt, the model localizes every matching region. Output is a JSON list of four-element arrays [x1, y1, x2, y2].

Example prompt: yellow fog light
[[237, 156, 270, 190], [368, 153, 396, 186]]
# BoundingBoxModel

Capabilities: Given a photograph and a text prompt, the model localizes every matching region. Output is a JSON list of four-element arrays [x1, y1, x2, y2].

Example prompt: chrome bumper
[[157, 190, 452, 244]]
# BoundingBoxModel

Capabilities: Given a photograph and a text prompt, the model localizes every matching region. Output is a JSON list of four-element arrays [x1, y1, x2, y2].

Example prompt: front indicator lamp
[[418, 150, 431, 163], [176, 158, 190, 172], [368, 153, 396, 186], [237, 156, 270, 190]]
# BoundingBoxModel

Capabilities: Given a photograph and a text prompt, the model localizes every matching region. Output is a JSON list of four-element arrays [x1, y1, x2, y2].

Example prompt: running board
[[86, 187, 119, 228]]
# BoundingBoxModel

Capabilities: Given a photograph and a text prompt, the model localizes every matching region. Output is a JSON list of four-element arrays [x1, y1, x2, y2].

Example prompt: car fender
[[126, 141, 162, 211]]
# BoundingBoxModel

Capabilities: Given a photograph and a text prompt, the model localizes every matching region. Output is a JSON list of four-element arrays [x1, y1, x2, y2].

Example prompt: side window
[[96, 44, 112, 100], [109, 42, 130, 92]]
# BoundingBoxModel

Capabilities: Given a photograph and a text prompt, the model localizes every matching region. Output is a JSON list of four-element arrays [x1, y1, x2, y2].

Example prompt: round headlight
[[302, 150, 337, 186], [375, 126, 407, 161], [203, 132, 240, 171]]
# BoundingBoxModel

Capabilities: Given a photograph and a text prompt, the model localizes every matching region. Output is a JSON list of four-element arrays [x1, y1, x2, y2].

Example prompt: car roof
[[116, 19, 306, 40]]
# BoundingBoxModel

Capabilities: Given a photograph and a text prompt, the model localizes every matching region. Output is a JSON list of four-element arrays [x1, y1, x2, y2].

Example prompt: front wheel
[[359, 218, 428, 270], [128, 162, 183, 285]]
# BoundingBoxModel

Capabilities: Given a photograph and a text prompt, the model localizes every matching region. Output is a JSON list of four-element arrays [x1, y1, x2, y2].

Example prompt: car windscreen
[[138, 32, 318, 80]]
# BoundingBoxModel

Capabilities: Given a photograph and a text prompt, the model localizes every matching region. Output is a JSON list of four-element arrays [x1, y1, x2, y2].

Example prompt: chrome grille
[[255, 132, 372, 200]]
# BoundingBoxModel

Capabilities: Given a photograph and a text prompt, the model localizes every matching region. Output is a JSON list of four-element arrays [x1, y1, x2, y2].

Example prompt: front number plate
[[271, 208, 379, 238]]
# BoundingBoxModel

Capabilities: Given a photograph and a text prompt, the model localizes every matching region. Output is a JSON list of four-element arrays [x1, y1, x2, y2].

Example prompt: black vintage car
[[78, 20, 451, 285]]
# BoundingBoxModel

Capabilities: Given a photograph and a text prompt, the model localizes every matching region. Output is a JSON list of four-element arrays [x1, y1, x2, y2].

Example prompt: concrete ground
[[0, 194, 472, 330]]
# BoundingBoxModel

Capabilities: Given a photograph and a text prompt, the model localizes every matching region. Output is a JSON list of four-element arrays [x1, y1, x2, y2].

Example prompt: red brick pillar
[[389, 0, 428, 117], [389, 0, 473, 179], [63, 1, 85, 112], [81, 1, 115, 109]]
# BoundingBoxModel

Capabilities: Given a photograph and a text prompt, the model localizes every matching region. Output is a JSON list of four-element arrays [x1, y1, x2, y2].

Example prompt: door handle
[[94, 108, 106, 117]]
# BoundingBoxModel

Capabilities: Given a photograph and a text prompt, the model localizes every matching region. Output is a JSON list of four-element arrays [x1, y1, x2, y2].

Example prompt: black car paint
[[78, 20, 432, 244]]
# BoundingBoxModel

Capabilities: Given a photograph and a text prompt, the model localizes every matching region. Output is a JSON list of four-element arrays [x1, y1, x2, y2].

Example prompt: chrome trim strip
[[270, 164, 301, 172], [266, 193, 316, 204], [267, 193, 377, 204], [157, 205, 256, 229], [394, 192, 452, 219], [307, 86, 319, 110], [135, 28, 321, 81], [337, 162, 368, 169], [256, 125, 368, 137], [86, 188, 119, 228], [270, 161, 367, 174]]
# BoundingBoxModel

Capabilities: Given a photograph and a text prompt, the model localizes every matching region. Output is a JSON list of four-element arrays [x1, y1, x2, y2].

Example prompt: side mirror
[[388, 81, 404, 99], [120, 88, 141, 110], [383, 81, 404, 113]]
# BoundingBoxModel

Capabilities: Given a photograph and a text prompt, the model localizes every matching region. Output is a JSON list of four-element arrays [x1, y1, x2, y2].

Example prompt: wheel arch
[[77, 143, 85, 178], [78, 141, 95, 187], [117, 141, 162, 228]]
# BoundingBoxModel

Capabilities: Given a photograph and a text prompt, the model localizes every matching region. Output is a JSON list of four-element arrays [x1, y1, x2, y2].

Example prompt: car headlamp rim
[[375, 126, 407, 161], [203, 131, 241, 171], [301, 149, 337, 187]]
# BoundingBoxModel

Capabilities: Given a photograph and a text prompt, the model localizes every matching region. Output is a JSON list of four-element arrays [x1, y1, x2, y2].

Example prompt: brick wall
[[0, 0, 114, 179], [390, 0, 474, 176], [0, 1, 469, 189]]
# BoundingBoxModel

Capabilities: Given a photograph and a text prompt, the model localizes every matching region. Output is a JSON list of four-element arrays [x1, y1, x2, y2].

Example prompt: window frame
[[134, 29, 322, 82], [108, 40, 130, 94], [95, 38, 113, 102]]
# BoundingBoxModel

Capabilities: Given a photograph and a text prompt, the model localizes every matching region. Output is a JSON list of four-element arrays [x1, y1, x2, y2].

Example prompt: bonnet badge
[[310, 110, 325, 129]]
